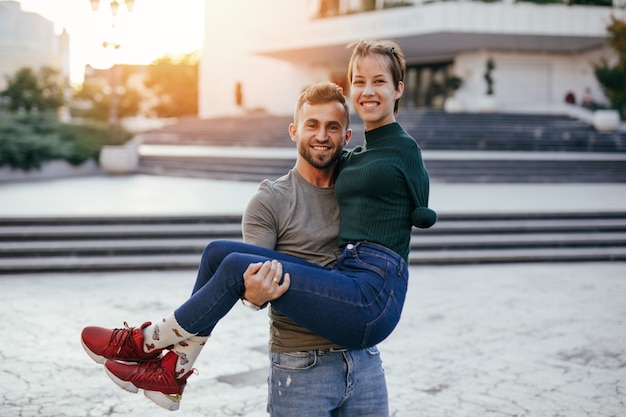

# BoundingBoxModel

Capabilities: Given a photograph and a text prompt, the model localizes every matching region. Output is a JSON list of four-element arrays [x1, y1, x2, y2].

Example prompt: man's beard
[[299, 145, 342, 169]]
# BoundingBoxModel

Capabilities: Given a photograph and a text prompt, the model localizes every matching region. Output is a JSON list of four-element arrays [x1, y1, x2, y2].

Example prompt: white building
[[0, 1, 69, 91], [199, 0, 624, 118]]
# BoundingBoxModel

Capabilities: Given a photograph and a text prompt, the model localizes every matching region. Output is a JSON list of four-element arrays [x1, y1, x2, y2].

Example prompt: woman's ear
[[395, 80, 405, 100]]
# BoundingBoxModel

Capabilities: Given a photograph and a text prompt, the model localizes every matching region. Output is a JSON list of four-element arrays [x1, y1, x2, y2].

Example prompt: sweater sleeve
[[405, 145, 437, 229]]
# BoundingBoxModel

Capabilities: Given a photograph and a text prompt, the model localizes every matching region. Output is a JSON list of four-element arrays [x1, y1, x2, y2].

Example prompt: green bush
[[0, 113, 132, 171]]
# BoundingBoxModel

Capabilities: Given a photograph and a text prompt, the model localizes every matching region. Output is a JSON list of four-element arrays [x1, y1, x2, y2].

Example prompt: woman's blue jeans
[[175, 240, 409, 349]]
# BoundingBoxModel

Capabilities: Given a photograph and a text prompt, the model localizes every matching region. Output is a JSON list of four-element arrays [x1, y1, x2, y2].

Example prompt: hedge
[[0, 113, 131, 171]]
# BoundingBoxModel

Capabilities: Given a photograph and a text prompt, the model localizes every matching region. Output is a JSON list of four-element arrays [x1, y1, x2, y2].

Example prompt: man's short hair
[[294, 81, 350, 127]]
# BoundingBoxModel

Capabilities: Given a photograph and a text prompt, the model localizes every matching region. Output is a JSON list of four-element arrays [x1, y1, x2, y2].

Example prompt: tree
[[144, 52, 199, 118], [595, 16, 626, 119], [0, 66, 64, 113], [72, 65, 142, 122]]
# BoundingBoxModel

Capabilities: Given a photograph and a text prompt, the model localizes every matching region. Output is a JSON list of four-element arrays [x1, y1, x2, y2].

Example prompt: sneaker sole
[[104, 367, 182, 411], [104, 366, 139, 394], [144, 390, 182, 411], [81, 339, 105, 364]]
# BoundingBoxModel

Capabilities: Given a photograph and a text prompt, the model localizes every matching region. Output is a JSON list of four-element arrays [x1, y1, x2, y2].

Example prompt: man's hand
[[243, 260, 291, 307]]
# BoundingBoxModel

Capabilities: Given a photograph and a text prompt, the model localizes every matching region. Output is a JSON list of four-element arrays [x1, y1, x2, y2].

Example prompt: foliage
[[72, 66, 142, 122], [73, 54, 198, 122], [605, 15, 626, 61], [484, 58, 495, 96], [0, 113, 131, 171], [568, 0, 613, 5], [0, 66, 65, 113], [144, 52, 199, 118], [594, 16, 626, 119]]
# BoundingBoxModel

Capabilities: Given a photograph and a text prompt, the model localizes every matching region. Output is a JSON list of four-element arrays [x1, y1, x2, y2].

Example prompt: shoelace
[[107, 322, 136, 356], [130, 358, 197, 385], [134, 360, 172, 384]]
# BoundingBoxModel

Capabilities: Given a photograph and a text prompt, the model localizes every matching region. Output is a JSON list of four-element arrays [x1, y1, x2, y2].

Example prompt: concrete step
[[0, 223, 242, 241], [0, 254, 203, 273], [3, 232, 625, 258], [0, 238, 228, 257], [409, 247, 626, 264], [1, 212, 624, 273], [136, 151, 626, 183], [143, 110, 626, 153], [412, 232, 626, 249], [2, 247, 625, 274]]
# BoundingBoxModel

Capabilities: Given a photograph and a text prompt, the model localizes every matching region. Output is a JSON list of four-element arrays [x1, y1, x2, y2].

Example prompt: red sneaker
[[104, 351, 194, 411], [81, 322, 162, 364]]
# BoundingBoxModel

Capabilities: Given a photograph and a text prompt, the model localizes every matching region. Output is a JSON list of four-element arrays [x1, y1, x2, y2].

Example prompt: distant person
[[564, 91, 576, 105], [81, 39, 436, 412]]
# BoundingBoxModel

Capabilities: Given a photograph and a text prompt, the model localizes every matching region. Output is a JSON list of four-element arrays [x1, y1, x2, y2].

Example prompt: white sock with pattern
[[142, 314, 195, 353], [171, 335, 210, 377]]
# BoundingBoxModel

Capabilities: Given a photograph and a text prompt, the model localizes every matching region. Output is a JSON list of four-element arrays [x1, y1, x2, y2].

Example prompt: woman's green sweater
[[336, 122, 436, 261]]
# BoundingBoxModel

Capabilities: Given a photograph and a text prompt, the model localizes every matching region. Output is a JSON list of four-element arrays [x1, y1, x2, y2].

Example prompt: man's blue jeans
[[267, 347, 389, 417], [175, 240, 408, 349]]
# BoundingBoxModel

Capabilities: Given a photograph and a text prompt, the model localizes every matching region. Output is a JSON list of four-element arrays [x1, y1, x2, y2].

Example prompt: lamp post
[[89, 0, 135, 130]]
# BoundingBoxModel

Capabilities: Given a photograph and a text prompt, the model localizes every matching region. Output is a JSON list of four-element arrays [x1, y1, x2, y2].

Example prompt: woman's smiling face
[[350, 54, 403, 131]]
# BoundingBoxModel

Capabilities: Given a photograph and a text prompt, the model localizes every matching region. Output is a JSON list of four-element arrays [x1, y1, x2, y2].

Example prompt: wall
[[0, 1, 65, 90], [452, 47, 611, 113], [198, 0, 618, 117], [199, 0, 323, 118]]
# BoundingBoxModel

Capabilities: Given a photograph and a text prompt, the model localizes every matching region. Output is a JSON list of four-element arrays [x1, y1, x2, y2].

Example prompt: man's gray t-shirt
[[242, 169, 342, 352]]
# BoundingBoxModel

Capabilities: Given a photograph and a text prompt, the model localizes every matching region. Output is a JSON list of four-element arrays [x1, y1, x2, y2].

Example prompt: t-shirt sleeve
[[242, 180, 279, 250]]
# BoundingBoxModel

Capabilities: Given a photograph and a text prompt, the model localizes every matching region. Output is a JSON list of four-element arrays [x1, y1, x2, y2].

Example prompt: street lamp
[[90, 0, 135, 14], [89, 0, 135, 129]]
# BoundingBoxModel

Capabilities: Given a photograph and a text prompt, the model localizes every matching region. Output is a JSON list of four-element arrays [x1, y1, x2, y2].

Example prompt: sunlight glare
[[14, 0, 204, 85]]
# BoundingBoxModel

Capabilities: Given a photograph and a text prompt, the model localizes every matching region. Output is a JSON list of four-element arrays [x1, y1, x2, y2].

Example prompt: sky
[[15, 0, 205, 85]]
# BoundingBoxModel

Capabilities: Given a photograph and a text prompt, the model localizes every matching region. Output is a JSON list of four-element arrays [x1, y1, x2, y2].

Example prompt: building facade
[[0, 1, 69, 91], [199, 0, 624, 118]]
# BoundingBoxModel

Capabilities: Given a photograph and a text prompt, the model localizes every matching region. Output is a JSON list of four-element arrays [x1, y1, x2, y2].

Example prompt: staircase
[[2, 212, 625, 274], [138, 149, 626, 183], [138, 110, 626, 183], [3, 111, 624, 274], [144, 110, 626, 153], [144, 114, 294, 148], [410, 211, 626, 264], [396, 111, 626, 153]]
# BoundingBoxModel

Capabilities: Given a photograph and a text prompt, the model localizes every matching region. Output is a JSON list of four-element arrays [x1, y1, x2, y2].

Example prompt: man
[[81, 81, 389, 415], [240, 81, 389, 417]]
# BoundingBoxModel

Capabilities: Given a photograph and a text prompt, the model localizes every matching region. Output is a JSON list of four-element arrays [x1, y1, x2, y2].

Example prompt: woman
[[81, 39, 436, 410]]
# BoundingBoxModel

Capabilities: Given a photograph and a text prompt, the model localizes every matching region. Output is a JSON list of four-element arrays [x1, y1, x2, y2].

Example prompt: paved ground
[[1, 264, 624, 417], [0, 174, 625, 416], [1, 174, 626, 216]]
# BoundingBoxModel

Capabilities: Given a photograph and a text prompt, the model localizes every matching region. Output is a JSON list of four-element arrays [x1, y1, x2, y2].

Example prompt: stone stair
[[144, 110, 626, 153], [396, 111, 626, 153], [1, 212, 625, 274], [137, 110, 626, 183], [144, 114, 294, 147], [137, 149, 626, 183], [410, 212, 626, 264]]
